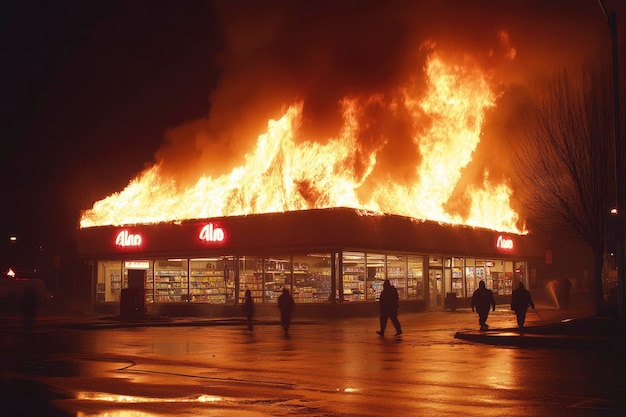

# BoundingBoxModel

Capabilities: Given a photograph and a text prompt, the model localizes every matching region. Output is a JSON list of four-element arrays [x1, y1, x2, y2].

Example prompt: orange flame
[[80, 48, 525, 234]]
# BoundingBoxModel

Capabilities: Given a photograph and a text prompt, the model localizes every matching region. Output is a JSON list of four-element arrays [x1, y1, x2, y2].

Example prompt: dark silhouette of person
[[277, 288, 295, 335], [376, 279, 402, 337], [471, 280, 496, 331], [243, 289, 254, 330], [510, 282, 535, 329]]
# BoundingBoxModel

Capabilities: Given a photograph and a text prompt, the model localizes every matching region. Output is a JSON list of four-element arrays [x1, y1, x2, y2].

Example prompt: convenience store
[[77, 207, 542, 318]]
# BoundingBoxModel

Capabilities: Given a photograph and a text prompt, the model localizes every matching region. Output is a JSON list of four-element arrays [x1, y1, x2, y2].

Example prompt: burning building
[[75, 2, 600, 317]]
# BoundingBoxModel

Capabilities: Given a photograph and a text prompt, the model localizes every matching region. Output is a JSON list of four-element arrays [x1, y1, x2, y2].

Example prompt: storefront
[[77, 208, 541, 317]]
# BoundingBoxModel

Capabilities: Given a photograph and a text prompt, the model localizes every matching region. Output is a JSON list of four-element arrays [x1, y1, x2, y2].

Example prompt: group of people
[[243, 287, 295, 336], [471, 280, 535, 330], [242, 279, 536, 337]]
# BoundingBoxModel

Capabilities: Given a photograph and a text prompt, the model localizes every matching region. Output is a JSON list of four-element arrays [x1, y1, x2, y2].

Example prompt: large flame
[[81, 48, 524, 233]]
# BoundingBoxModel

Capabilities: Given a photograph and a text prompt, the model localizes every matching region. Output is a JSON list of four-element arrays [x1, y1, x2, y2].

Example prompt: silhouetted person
[[471, 280, 496, 331], [243, 289, 254, 330], [277, 288, 295, 335], [376, 279, 402, 337], [511, 282, 535, 328]]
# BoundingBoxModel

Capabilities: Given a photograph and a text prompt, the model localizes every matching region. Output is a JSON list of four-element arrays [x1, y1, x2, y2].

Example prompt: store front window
[[514, 261, 526, 289], [263, 256, 291, 303], [342, 252, 366, 301], [239, 256, 263, 303], [407, 256, 424, 300], [446, 257, 464, 297], [96, 260, 122, 302], [489, 260, 513, 295], [189, 258, 233, 303], [154, 259, 189, 302], [429, 256, 444, 308], [387, 255, 407, 299], [292, 254, 332, 303], [366, 253, 386, 301], [95, 252, 519, 305], [476, 259, 490, 289], [465, 258, 476, 297]]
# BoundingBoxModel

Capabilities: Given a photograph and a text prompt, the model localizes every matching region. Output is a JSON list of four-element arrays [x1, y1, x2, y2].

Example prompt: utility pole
[[598, 0, 623, 318]]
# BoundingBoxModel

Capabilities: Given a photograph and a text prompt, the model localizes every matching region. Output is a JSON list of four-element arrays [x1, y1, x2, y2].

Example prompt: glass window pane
[[239, 256, 263, 303], [465, 258, 476, 297], [342, 252, 365, 302], [387, 255, 407, 299], [293, 254, 332, 303], [407, 256, 424, 300], [451, 257, 463, 297], [189, 257, 231, 303], [154, 259, 189, 302], [503, 260, 514, 295], [366, 253, 386, 301], [476, 259, 492, 289], [486, 259, 506, 295], [264, 256, 291, 303], [96, 261, 122, 302], [515, 261, 526, 289]]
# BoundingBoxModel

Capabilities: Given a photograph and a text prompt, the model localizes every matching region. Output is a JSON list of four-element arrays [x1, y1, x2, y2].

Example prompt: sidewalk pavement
[[454, 317, 625, 349], [2, 303, 624, 349], [454, 308, 626, 350]]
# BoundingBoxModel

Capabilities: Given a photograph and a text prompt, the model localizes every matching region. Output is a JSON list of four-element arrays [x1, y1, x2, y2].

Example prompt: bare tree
[[513, 62, 615, 315]]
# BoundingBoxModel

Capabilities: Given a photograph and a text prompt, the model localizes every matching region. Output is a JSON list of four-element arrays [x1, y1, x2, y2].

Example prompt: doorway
[[429, 268, 443, 310]]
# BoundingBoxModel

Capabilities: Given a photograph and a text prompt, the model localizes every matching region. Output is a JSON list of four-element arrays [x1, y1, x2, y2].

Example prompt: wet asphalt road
[[1, 306, 625, 416]]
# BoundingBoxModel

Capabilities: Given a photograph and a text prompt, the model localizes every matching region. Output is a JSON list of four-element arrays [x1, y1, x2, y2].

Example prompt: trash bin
[[445, 292, 457, 311]]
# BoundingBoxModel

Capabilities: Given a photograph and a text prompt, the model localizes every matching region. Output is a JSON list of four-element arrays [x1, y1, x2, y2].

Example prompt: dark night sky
[[1, 0, 222, 270], [1, 0, 624, 275]]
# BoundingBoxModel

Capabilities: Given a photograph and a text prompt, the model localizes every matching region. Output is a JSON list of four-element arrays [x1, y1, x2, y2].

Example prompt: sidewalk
[[454, 308, 626, 349], [3, 303, 624, 349]]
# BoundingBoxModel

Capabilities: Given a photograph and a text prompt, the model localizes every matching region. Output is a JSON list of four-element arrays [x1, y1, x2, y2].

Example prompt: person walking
[[511, 282, 535, 329], [243, 289, 254, 330], [277, 288, 295, 336], [376, 279, 402, 337], [471, 280, 496, 331]]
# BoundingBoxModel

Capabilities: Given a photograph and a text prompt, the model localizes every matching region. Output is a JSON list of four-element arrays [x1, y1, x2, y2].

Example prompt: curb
[[454, 328, 623, 349]]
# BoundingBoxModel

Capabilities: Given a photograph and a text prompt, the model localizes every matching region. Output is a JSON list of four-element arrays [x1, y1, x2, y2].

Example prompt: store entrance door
[[429, 268, 443, 310]]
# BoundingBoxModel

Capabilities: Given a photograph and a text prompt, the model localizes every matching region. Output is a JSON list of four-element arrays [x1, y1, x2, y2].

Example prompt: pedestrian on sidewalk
[[511, 282, 535, 328], [471, 280, 496, 331], [278, 288, 295, 336], [243, 289, 254, 330], [376, 279, 402, 337]]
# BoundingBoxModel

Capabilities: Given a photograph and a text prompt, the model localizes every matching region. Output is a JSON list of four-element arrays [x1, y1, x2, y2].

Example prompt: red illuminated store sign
[[199, 223, 225, 244], [496, 235, 514, 252], [115, 230, 143, 248]]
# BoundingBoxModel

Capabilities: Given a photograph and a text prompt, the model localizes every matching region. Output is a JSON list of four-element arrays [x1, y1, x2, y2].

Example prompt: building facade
[[77, 208, 542, 318]]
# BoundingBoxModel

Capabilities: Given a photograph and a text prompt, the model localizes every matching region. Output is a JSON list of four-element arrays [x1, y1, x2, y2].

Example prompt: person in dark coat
[[243, 289, 254, 330], [277, 288, 295, 335], [511, 282, 535, 328], [471, 280, 496, 331], [376, 279, 402, 337]]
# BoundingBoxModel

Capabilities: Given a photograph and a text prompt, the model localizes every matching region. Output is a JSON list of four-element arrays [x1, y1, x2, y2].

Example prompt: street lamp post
[[598, 1, 623, 318]]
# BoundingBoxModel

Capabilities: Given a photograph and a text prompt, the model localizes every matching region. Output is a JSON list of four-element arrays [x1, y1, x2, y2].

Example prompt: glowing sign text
[[115, 230, 142, 247], [199, 223, 225, 243], [125, 261, 150, 269], [496, 235, 514, 251]]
